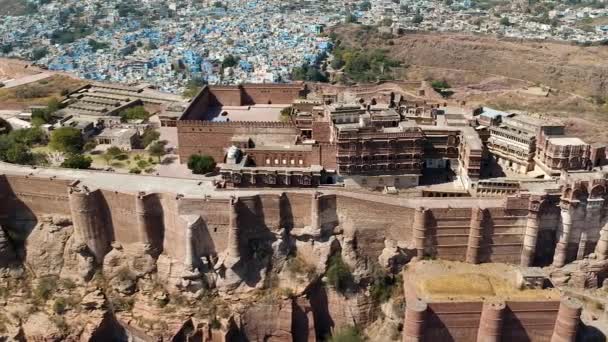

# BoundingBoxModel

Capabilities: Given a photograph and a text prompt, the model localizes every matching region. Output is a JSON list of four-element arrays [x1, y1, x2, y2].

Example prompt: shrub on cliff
[[34, 276, 58, 302], [326, 254, 354, 294], [328, 326, 364, 342], [369, 266, 402, 304], [187, 154, 216, 174]]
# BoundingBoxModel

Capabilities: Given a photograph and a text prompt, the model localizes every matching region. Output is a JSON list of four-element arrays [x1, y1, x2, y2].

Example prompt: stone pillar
[[521, 198, 542, 267], [227, 196, 240, 259], [579, 199, 603, 260], [403, 299, 427, 342], [68, 186, 110, 263], [477, 301, 505, 342], [413, 207, 427, 259], [553, 205, 574, 268], [183, 216, 200, 271], [551, 297, 582, 342], [310, 192, 321, 232], [135, 192, 151, 246], [596, 220, 608, 260], [466, 207, 484, 264]]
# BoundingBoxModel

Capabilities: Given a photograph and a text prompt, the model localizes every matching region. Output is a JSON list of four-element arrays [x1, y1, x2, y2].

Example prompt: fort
[[2, 82, 608, 341], [1, 161, 607, 340]]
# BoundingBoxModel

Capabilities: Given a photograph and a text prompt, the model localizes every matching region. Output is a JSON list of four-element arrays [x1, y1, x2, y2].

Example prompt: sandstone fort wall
[[3, 173, 605, 270], [423, 301, 560, 342]]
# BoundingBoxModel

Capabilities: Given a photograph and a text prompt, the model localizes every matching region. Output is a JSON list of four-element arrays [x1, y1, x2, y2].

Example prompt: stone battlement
[[178, 120, 296, 128]]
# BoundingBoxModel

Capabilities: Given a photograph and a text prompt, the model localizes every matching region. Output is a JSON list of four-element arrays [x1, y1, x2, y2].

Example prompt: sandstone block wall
[[423, 301, 561, 342], [177, 121, 298, 162], [5, 172, 605, 271]]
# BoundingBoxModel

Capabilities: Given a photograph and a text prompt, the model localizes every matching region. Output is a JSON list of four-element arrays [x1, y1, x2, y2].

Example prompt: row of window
[[337, 154, 421, 162], [265, 159, 305, 166]]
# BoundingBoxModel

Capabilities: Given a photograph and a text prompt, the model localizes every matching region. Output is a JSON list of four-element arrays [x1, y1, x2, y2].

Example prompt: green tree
[[359, 1, 371, 11], [140, 128, 160, 148], [49, 127, 83, 154], [221, 54, 239, 68], [3, 143, 33, 164], [31, 98, 62, 125], [412, 13, 424, 24], [500, 17, 512, 26], [148, 141, 166, 163], [187, 154, 216, 174], [83, 140, 97, 152], [431, 80, 450, 91], [61, 154, 92, 169], [119, 106, 150, 122]]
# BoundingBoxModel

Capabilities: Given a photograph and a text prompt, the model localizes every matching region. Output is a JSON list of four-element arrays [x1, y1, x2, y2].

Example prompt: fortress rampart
[[2, 171, 608, 273], [403, 298, 582, 342]]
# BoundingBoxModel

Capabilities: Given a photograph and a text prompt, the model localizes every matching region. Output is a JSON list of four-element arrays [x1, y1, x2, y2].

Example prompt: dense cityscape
[[0, 0, 607, 94]]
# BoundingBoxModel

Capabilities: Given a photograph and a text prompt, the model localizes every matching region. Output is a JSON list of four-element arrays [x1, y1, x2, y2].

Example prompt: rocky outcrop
[[550, 258, 608, 289], [22, 312, 65, 341], [24, 216, 73, 277], [0, 224, 18, 271], [240, 298, 294, 341], [308, 284, 378, 338]]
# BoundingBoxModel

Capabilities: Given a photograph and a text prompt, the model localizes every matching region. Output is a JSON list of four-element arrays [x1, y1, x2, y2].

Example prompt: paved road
[[2, 72, 53, 88]]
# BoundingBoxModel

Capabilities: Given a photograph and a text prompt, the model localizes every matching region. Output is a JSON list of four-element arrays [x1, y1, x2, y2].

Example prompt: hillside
[[331, 25, 608, 143], [0, 0, 31, 16], [332, 25, 608, 99]]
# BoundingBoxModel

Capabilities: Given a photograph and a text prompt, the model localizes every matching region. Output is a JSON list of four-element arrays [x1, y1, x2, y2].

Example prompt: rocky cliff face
[[0, 215, 405, 342]]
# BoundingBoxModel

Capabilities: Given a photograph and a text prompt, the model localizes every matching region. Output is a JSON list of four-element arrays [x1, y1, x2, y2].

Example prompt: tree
[[49, 127, 83, 154], [83, 140, 97, 152], [431, 80, 450, 91], [187, 154, 216, 175], [102, 146, 123, 165], [61, 154, 92, 169], [119, 106, 150, 123], [500, 17, 512, 26], [412, 13, 424, 24], [4, 143, 33, 165], [148, 141, 166, 163], [31, 98, 62, 125], [140, 128, 160, 148], [221, 55, 239, 69], [359, 1, 371, 11]]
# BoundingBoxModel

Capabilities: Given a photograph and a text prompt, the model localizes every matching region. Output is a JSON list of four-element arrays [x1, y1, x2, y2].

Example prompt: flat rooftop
[[206, 105, 287, 122], [405, 260, 559, 303], [548, 136, 587, 146]]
